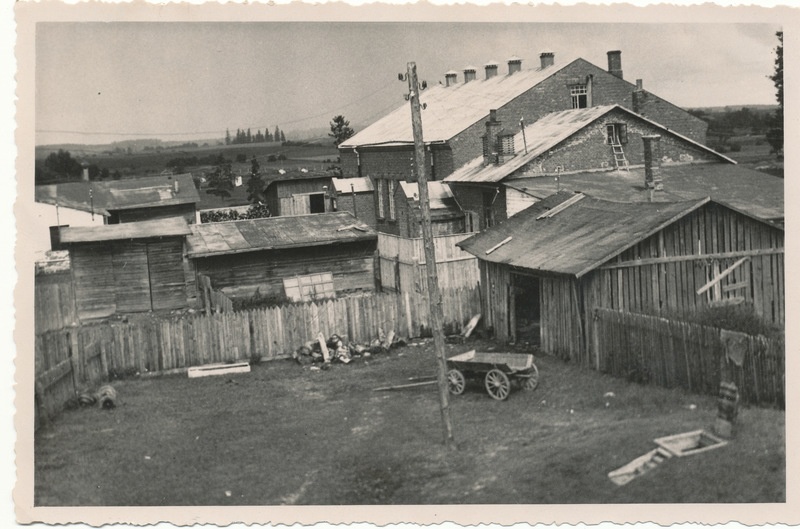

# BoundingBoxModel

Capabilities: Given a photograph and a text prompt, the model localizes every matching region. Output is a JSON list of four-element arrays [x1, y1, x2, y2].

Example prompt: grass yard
[[34, 339, 785, 505]]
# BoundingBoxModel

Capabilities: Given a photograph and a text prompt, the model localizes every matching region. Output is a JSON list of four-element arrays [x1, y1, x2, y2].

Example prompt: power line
[[36, 81, 399, 139]]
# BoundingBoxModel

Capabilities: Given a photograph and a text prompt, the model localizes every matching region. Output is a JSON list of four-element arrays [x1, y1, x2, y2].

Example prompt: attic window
[[388, 180, 396, 220], [570, 85, 588, 109], [283, 273, 335, 303]]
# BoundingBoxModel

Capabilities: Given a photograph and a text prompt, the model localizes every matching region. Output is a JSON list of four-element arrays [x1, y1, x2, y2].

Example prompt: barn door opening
[[309, 193, 326, 213], [511, 273, 541, 346]]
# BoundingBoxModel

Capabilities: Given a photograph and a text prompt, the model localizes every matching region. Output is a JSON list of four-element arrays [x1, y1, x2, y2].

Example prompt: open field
[[34, 339, 784, 505]]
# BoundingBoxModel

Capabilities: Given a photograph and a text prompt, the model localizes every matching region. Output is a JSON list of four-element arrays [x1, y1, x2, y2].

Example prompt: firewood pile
[[292, 330, 406, 368]]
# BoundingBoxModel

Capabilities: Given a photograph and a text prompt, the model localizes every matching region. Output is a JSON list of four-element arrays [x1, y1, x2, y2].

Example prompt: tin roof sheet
[[332, 177, 374, 193], [458, 194, 711, 277], [340, 58, 575, 148], [186, 211, 377, 257], [60, 217, 191, 243]]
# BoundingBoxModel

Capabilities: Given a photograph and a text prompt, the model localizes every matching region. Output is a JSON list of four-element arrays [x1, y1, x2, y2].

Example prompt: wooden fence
[[594, 308, 784, 408], [35, 272, 77, 334], [34, 287, 482, 426], [378, 233, 479, 293], [197, 273, 234, 313]]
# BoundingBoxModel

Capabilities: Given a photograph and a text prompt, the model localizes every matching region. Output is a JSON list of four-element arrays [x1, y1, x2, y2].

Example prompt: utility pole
[[402, 62, 456, 450]]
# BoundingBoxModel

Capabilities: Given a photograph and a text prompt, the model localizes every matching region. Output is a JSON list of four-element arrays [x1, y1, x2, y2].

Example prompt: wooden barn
[[263, 170, 333, 217], [59, 218, 198, 321], [186, 211, 378, 302], [458, 193, 784, 364]]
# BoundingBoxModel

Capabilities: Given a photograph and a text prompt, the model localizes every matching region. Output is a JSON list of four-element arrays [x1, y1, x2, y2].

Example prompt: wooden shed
[[186, 211, 378, 302], [263, 170, 333, 216], [458, 193, 784, 364], [59, 218, 197, 321], [394, 181, 465, 238]]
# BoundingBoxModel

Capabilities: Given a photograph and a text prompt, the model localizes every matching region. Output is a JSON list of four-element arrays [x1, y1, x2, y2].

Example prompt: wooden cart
[[446, 350, 539, 401]]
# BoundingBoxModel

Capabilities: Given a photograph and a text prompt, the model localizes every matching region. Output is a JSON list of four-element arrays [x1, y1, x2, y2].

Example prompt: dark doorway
[[512, 273, 541, 346], [309, 193, 326, 213]]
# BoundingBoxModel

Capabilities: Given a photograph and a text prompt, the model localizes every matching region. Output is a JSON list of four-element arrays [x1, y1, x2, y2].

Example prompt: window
[[482, 191, 496, 229], [500, 135, 515, 155], [606, 123, 628, 145], [388, 180, 396, 220], [283, 273, 335, 302], [570, 84, 588, 109], [376, 179, 385, 218]]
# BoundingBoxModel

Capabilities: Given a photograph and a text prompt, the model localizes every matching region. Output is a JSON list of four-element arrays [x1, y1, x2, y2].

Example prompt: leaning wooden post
[[406, 61, 456, 449]]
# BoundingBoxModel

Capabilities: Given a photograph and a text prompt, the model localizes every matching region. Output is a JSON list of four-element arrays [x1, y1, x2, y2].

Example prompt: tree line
[[226, 126, 286, 145]]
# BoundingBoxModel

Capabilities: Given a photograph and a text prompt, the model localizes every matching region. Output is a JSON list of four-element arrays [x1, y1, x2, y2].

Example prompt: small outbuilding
[[458, 193, 784, 364], [262, 169, 333, 216], [60, 218, 198, 320], [332, 177, 376, 228], [186, 211, 378, 302]]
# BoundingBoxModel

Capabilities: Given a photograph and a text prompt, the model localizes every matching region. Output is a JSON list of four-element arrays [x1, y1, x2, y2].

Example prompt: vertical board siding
[[594, 308, 784, 408], [377, 233, 480, 292], [35, 287, 481, 425], [35, 273, 77, 333]]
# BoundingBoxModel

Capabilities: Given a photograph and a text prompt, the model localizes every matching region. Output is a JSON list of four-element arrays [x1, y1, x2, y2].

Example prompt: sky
[[35, 21, 781, 145]]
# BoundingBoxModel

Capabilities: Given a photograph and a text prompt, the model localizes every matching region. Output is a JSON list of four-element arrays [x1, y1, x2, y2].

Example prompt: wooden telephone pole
[[403, 62, 456, 450]]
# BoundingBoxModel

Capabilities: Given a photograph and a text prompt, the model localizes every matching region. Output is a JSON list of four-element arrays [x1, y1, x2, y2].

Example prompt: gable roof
[[332, 177, 374, 194], [35, 173, 199, 215], [458, 194, 718, 278], [186, 211, 376, 258], [340, 58, 575, 148], [444, 105, 734, 184], [503, 163, 784, 222], [60, 217, 191, 244]]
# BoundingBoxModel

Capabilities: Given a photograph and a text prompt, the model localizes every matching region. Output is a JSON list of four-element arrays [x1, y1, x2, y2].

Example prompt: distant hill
[[688, 104, 779, 114]]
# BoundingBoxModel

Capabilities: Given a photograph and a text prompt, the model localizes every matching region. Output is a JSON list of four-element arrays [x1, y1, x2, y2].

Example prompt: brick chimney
[[540, 52, 554, 69], [607, 50, 623, 79], [484, 61, 499, 80], [445, 70, 458, 87], [642, 135, 663, 191], [463, 66, 477, 83], [81, 163, 89, 181], [507, 56, 522, 75], [483, 109, 502, 165], [632, 79, 645, 114]]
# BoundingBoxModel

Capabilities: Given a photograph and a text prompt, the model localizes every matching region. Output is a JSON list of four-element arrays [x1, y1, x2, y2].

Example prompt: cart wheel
[[447, 369, 466, 395], [522, 364, 540, 391], [485, 369, 511, 401]]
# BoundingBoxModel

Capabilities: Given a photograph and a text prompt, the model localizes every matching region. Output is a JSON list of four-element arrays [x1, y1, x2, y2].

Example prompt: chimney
[[463, 66, 477, 83], [445, 70, 458, 87], [507, 56, 522, 75], [483, 109, 502, 165], [540, 52, 554, 69], [484, 61, 499, 80], [607, 50, 623, 79], [642, 135, 663, 192], [81, 163, 89, 181], [173, 179, 180, 194], [632, 79, 646, 114]]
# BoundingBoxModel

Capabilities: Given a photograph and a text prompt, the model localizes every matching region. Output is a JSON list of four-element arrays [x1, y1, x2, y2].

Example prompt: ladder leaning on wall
[[611, 141, 630, 172]]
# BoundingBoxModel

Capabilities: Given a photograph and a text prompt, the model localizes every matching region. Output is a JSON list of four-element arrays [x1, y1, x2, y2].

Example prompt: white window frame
[[283, 272, 335, 303], [376, 178, 385, 218], [570, 85, 588, 109], [388, 180, 396, 220]]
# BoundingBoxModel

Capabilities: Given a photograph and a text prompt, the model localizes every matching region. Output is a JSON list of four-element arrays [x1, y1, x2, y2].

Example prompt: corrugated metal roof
[[35, 173, 199, 214], [60, 217, 191, 243], [398, 181, 454, 210], [340, 59, 574, 148], [332, 177, 374, 193], [503, 163, 784, 221], [458, 194, 710, 277], [444, 105, 734, 184], [186, 211, 377, 257]]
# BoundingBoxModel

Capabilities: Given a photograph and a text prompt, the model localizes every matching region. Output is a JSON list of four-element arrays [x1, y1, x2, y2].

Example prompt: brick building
[[339, 50, 708, 232], [331, 177, 376, 227], [444, 104, 734, 230]]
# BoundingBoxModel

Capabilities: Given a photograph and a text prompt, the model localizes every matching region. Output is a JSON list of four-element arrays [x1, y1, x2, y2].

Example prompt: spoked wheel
[[447, 369, 466, 395], [484, 369, 511, 401], [520, 364, 540, 391]]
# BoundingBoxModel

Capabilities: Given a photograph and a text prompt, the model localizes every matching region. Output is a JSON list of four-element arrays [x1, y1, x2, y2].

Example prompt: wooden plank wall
[[590, 204, 784, 325], [377, 233, 480, 293], [594, 308, 784, 408], [34, 272, 77, 334], [35, 287, 481, 424]]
